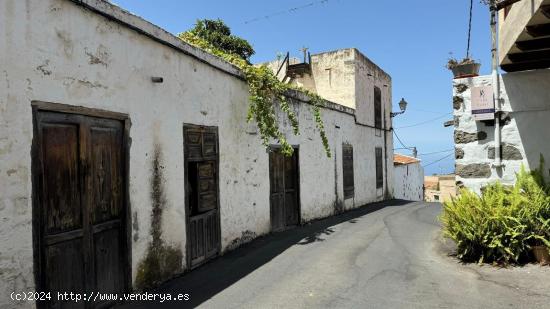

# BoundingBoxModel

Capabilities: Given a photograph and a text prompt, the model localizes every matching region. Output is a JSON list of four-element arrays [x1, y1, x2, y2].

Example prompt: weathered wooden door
[[33, 108, 128, 309], [269, 148, 300, 231], [184, 125, 220, 269]]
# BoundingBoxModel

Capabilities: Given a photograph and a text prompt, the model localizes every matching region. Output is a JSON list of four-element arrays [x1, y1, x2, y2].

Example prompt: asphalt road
[[117, 201, 550, 309]]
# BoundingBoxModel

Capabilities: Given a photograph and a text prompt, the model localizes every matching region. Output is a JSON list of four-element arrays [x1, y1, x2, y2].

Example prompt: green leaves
[[178, 24, 331, 158], [189, 19, 254, 61], [440, 161, 550, 264]]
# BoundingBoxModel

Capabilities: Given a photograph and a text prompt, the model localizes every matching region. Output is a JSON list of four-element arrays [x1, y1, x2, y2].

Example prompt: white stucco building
[[393, 154, 424, 201], [0, 0, 398, 308], [453, 0, 550, 192]]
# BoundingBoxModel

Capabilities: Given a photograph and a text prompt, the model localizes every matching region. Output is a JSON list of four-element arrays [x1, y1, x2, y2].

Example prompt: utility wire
[[244, 0, 330, 24], [418, 149, 454, 156], [393, 130, 414, 150], [404, 107, 449, 114], [395, 112, 452, 129], [467, 0, 473, 58], [423, 153, 454, 167]]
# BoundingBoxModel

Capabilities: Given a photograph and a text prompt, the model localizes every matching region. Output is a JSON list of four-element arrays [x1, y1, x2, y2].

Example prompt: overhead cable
[[418, 149, 454, 156], [244, 0, 330, 24], [395, 112, 452, 129], [423, 153, 454, 167]]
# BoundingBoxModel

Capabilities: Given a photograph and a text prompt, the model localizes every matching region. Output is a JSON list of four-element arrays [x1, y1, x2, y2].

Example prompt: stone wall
[[453, 69, 550, 193]]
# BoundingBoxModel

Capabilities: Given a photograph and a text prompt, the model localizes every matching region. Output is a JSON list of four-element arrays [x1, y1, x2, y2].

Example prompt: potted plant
[[528, 217, 550, 265], [532, 245, 550, 265], [447, 57, 481, 79]]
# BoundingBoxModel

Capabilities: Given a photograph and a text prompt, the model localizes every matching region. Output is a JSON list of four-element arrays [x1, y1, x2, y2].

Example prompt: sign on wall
[[471, 86, 495, 121]]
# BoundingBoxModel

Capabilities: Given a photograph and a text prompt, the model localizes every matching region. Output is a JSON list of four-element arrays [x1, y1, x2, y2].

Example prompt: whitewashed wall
[[393, 163, 424, 201], [453, 69, 550, 193], [0, 0, 394, 306]]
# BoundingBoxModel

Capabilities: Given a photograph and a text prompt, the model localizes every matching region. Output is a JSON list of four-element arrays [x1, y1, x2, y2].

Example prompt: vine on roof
[[178, 19, 330, 157]]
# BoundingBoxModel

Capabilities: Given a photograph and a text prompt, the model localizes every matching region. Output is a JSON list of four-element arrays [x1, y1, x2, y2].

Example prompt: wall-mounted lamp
[[390, 98, 408, 118], [151, 77, 164, 83]]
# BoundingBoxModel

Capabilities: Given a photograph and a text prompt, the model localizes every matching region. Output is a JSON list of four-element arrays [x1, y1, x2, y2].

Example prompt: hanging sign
[[471, 86, 495, 121]]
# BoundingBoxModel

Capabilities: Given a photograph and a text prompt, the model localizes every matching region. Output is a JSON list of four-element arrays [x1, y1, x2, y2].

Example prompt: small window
[[374, 86, 382, 129], [434, 195, 440, 201], [375, 147, 383, 188], [342, 144, 354, 199]]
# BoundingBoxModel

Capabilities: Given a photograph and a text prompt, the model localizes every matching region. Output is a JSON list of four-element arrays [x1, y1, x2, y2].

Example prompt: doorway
[[32, 103, 130, 309], [269, 147, 300, 232], [183, 124, 221, 269]]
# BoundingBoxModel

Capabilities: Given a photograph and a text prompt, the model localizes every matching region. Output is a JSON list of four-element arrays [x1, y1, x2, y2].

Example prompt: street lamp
[[391, 98, 408, 118]]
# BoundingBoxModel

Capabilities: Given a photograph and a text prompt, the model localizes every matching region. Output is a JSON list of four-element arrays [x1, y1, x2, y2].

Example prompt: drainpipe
[[383, 87, 389, 199], [490, 1, 502, 168]]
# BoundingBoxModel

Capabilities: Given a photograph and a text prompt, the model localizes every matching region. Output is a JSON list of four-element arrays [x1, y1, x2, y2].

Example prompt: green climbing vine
[[178, 31, 330, 157]]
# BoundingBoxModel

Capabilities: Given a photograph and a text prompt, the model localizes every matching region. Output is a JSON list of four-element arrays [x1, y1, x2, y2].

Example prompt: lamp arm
[[390, 110, 405, 118]]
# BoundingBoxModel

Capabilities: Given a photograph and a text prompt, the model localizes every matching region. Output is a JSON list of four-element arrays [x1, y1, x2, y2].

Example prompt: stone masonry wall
[[453, 69, 550, 193]]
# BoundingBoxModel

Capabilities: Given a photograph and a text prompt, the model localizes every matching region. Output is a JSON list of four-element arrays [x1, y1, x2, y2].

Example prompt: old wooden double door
[[33, 108, 128, 309], [269, 148, 300, 231]]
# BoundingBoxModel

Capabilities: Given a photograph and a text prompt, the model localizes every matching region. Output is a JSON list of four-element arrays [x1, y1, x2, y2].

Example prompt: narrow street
[[118, 201, 550, 309]]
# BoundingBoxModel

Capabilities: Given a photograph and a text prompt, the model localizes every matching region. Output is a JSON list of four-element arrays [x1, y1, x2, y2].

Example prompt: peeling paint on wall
[[36, 60, 52, 76], [85, 45, 111, 67]]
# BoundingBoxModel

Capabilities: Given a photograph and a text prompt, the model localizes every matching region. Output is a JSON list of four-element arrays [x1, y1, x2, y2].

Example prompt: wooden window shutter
[[374, 86, 382, 129], [376, 147, 383, 188], [342, 144, 354, 199]]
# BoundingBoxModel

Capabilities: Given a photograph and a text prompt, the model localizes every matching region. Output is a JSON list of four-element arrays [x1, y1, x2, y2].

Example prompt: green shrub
[[440, 158, 550, 264]]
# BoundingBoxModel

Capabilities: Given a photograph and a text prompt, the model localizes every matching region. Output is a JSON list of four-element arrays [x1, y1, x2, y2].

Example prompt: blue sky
[[112, 0, 492, 175]]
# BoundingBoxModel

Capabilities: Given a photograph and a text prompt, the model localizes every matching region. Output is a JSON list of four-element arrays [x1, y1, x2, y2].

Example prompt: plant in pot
[[447, 56, 481, 79], [526, 217, 550, 265]]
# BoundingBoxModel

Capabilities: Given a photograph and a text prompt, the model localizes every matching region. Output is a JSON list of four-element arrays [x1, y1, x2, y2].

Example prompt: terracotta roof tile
[[394, 153, 420, 165]]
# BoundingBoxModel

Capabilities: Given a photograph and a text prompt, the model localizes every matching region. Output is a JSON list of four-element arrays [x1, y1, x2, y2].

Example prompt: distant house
[[393, 154, 424, 201], [453, 1, 550, 193], [424, 175, 457, 203]]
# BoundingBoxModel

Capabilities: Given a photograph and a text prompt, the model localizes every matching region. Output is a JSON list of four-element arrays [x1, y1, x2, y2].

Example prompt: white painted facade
[[0, 0, 396, 306], [453, 69, 550, 193], [393, 160, 424, 201]]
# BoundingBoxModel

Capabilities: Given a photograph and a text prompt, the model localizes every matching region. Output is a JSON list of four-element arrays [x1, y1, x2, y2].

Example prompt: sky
[[112, 0, 493, 175]]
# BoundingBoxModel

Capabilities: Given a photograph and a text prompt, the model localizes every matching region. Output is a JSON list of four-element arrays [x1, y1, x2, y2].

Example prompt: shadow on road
[[116, 199, 414, 308]]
